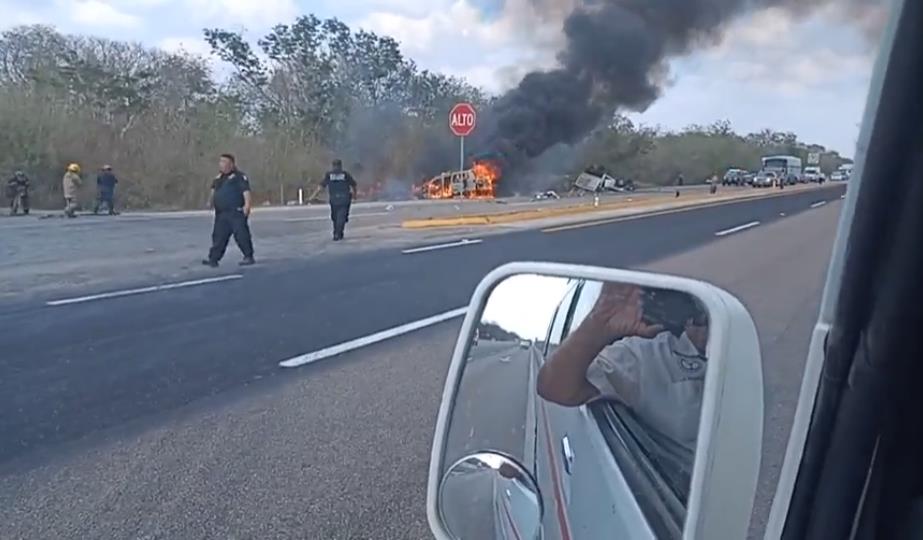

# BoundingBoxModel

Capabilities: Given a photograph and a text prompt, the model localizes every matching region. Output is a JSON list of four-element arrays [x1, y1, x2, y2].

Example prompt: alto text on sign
[[449, 103, 477, 137]]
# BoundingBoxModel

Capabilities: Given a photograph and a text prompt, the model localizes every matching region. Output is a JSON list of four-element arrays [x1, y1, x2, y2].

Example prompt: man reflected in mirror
[[536, 283, 708, 451]]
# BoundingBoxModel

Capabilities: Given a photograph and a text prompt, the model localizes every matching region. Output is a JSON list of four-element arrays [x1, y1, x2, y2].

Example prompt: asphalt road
[[0, 184, 783, 300], [0, 184, 844, 539], [444, 340, 537, 471]]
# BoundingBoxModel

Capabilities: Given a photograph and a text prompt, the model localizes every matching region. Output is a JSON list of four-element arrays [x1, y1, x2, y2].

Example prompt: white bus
[[762, 155, 802, 184]]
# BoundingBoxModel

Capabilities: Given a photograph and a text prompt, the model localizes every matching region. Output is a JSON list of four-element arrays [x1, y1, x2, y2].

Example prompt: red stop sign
[[449, 103, 477, 137]]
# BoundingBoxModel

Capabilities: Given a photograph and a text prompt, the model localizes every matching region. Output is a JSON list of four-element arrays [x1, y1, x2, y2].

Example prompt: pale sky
[[482, 274, 572, 340], [0, 0, 891, 156]]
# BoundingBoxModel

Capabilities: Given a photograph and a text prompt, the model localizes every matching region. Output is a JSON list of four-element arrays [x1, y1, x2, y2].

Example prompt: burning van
[[419, 158, 502, 200]]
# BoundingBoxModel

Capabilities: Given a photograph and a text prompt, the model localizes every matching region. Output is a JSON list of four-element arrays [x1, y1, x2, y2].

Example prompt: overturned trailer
[[573, 167, 636, 194]]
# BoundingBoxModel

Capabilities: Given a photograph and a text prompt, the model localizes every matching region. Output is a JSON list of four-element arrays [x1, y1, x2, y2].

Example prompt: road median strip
[[401, 185, 837, 230]]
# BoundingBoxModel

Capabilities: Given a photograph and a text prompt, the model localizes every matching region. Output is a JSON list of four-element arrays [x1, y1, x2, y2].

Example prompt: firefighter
[[202, 153, 255, 267], [63, 163, 82, 218], [311, 159, 357, 241], [94, 165, 119, 215], [6, 170, 30, 215]]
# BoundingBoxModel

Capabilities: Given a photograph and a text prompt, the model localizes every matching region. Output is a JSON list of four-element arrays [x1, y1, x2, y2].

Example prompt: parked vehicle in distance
[[831, 163, 853, 181], [722, 168, 747, 186], [803, 166, 826, 183], [752, 170, 778, 187]]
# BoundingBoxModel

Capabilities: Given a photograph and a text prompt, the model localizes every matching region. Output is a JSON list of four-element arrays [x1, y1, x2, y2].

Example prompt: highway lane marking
[[284, 211, 391, 222], [401, 238, 483, 254], [279, 307, 467, 368], [45, 275, 243, 307], [715, 221, 761, 237], [810, 201, 827, 208], [540, 187, 839, 233]]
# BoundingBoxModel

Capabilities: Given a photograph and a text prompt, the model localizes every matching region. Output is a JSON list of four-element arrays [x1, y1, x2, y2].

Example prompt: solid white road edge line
[[401, 238, 483, 254], [810, 201, 827, 208], [279, 307, 468, 368], [46, 275, 243, 307], [715, 221, 761, 237]]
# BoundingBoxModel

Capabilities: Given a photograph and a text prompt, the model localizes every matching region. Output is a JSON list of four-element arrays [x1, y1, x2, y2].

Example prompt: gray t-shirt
[[584, 331, 706, 451]]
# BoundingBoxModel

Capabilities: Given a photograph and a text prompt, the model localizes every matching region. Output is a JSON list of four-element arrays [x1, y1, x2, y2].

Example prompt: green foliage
[[0, 21, 851, 208]]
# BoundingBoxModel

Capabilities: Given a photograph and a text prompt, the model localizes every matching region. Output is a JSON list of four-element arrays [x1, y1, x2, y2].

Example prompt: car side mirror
[[427, 262, 764, 540]]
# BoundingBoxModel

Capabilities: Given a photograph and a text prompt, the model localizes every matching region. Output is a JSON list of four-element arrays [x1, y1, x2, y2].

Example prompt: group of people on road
[[61, 163, 120, 218], [200, 154, 358, 268], [5, 164, 120, 217], [8, 154, 357, 268]]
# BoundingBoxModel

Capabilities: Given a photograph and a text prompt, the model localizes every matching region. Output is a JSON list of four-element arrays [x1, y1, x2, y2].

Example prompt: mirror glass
[[439, 451, 542, 540], [440, 274, 710, 538]]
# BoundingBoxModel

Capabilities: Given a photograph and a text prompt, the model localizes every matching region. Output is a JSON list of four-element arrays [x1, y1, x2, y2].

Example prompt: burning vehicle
[[417, 157, 503, 200]]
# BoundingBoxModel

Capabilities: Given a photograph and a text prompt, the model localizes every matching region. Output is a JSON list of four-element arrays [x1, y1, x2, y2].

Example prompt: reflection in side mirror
[[429, 263, 763, 540], [439, 452, 542, 540]]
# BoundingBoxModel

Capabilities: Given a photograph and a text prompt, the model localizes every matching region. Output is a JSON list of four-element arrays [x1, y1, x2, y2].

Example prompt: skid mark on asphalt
[[279, 307, 467, 368], [401, 238, 482, 254], [45, 275, 243, 306]]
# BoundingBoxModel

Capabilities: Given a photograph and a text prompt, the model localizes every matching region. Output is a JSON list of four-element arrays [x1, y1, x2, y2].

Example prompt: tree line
[[570, 117, 853, 189], [0, 20, 852, 209], [0, 21, 483, 209]]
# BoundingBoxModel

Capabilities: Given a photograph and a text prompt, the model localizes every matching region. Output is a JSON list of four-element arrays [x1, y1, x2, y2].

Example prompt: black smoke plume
[[480, 0, 885, 191]]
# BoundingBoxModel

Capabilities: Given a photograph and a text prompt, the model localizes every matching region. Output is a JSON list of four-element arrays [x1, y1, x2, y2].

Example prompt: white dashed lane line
[[401, 238, 483, 254], [715, 221, 761, 237], [45, 275, 243, 307], [810, 201, 827, 208], [279, 307, 467, 368]]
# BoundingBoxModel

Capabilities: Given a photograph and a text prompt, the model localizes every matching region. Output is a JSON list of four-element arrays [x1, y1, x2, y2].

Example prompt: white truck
[[803, 166, 826, 183]]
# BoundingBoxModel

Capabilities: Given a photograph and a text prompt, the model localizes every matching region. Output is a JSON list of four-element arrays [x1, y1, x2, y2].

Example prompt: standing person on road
[[202, 153, 255, 267], [6, 170, 30, 215], [311, 159, 357, 241], [94, 165, 119, 215], [62, 163, 82, 218]]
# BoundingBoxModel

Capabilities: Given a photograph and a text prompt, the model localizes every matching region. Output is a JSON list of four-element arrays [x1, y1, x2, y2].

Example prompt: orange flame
[[471, 160, 501, 199]]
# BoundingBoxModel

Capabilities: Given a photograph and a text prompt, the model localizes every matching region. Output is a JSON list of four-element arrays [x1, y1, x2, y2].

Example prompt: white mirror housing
[[427, 262, 764, 540]]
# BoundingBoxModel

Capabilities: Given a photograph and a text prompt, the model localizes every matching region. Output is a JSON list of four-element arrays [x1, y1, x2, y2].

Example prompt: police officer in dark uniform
[[202, 153, 255, 267], [94, 165, 119, 215], [312, 159, 357, 241]]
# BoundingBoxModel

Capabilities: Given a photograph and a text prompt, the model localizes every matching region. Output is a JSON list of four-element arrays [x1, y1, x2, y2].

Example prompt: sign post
[[449, 102, 477, 171]]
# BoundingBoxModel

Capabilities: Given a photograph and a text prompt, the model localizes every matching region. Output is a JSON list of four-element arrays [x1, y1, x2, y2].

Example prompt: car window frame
[[543, 280, 580, 356]]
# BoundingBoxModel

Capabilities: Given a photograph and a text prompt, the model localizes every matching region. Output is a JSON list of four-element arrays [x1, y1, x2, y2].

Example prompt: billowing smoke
[[480, 0, 886, 187]]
